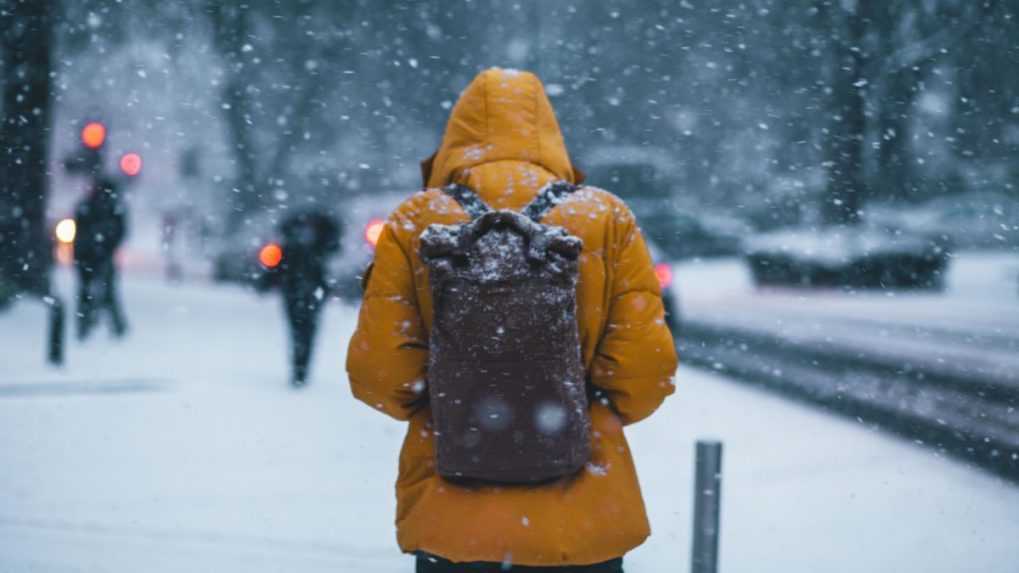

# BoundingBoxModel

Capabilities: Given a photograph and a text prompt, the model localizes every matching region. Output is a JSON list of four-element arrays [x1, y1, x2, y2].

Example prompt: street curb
[[677, 320, 1019, 483]]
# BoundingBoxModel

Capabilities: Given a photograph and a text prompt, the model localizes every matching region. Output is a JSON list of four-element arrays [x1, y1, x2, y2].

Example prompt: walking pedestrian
[[261, 211, 340, 387], [73, 173, 128, 340], [347, 68, 678, 571]]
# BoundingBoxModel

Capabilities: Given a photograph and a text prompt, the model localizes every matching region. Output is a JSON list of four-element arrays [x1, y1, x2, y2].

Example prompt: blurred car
[[643, 237, 681, 336], [629, 200, 749, 260], [582, 144, 750, 260], [328, 191, 411, 301], [210, 210, 286, 285], [212, 210, 349, 286]]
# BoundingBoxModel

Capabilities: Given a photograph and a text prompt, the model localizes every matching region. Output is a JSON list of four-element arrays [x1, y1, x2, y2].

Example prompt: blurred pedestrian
[[261, 211, 340, 387], [347, 68, 678, 572], [161, 209, 182, 282], [72, 167, 128, 340]]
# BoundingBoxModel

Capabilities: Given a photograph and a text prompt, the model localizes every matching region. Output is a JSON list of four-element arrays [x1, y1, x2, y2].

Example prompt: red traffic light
[[120, 152, 143, 176], [259, 243, 283, 269], [81, 122, 106, 149]]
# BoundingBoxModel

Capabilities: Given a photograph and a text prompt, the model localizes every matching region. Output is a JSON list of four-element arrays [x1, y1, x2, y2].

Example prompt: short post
[[691, 440, 723, 573], [45, 294, 65, 366]]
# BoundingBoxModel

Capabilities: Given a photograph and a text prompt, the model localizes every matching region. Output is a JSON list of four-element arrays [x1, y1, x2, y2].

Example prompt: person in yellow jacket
[[347, 67, 678, 572]]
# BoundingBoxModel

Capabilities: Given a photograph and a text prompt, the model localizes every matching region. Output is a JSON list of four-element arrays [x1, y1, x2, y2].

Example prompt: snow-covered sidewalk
[[1, 273, 1017, 572]]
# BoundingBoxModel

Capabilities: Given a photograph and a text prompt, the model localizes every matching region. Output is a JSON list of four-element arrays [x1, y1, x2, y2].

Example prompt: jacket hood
[[423, 68, 581, 189]]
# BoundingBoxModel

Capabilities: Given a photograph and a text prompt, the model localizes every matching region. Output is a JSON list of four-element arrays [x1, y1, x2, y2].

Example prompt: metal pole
[[46, 294, 64, 366], [691, 440, 723, 573]]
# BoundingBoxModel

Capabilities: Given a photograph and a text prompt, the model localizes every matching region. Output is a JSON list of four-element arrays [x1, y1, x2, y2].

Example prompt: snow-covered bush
[[745, 225, 950, 290], [866, 192, 1019, 249]]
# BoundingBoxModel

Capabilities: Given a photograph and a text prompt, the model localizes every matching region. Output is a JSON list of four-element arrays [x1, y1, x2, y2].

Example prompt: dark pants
[[283, 289, 323, 384], [76, 258, 126, 339], [415, 553, 623, 573]]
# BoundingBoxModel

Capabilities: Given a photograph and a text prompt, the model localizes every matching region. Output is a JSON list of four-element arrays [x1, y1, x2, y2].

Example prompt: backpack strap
[[521, 181, 578, 223], [441, 184, 491, 220]]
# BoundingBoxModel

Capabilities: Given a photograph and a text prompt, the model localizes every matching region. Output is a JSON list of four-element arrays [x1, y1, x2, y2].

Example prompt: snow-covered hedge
[[745, 225, 950, 289], [866, 192, 1019, 249]]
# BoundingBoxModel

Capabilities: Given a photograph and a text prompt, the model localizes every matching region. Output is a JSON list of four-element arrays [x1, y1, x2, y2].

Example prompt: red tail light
[[654, 263, 673, 289], [259, 243, 283, 269], [365, 218, 385, 248]]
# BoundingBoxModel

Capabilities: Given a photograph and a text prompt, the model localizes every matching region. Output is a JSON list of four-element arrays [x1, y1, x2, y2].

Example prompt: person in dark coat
[[261, 211, 341, 387], [73, 174, 128, 340]]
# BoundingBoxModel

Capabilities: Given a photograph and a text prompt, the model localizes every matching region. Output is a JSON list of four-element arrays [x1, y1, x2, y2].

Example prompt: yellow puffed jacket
[[347, 67, 678, 566]]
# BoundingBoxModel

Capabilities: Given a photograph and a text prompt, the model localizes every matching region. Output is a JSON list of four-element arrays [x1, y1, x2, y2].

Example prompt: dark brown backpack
[[419, 181, 591, 484]]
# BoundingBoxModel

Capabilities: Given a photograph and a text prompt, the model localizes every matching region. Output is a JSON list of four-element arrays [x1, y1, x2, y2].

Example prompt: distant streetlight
[[55, 218, 77, 244]]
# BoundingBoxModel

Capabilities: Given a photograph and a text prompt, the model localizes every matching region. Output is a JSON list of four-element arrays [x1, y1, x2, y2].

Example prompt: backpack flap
[[419, 185, 591, 484], [420, 210, 582, 283]]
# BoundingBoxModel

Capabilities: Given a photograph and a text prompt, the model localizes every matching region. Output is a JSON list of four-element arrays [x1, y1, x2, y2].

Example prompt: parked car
[[210, 210, 287, 286], [629, 199, 749, 260], [582, 145, 750, 260], [328, 191, 411, 301], [644, 237, 681, 336]]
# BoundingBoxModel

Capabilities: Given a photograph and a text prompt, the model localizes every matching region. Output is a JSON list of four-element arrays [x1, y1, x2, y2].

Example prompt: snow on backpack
[[419, 181, 591, 483]]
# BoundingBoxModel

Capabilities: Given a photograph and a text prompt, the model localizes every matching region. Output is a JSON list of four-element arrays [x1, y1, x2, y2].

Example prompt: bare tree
[[207, 3, 261, 229], [822, 0, 867, 225]]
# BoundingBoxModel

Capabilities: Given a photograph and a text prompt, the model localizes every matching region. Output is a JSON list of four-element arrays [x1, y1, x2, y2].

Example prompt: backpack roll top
[[419, 182, 591, 484]]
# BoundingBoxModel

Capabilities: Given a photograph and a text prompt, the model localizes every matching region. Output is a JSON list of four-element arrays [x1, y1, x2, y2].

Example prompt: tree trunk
[[823, 2, 867, 226], [0, 0, 55, 294], [222, 75, 261, 226], [208, 3, 262, 231], [875, 68, 919, 201]]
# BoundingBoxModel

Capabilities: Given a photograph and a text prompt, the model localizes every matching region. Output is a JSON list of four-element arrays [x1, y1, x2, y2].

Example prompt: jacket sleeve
[[346, 221, 429, 421], [589, 209, 678, 425]]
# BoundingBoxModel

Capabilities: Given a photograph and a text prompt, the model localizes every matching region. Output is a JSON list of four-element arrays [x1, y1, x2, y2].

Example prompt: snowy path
[[2, 273, 1018, 572]]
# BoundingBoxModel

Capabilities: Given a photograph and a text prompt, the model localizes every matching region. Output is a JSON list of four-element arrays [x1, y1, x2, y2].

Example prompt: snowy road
[[672, 252, 1019, 478], [2, 272, 1018, 572]]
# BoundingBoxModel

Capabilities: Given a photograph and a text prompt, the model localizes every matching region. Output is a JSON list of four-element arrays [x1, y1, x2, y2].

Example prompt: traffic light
[[81, 122, 106, 149], [119, 152, 142, 176], [65, 120, 106, 175], [259, 243, 283, 269]]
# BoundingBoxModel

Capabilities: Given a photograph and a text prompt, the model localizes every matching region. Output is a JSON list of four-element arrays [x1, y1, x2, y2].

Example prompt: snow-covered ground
[[2, 271, 1018, 572]]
